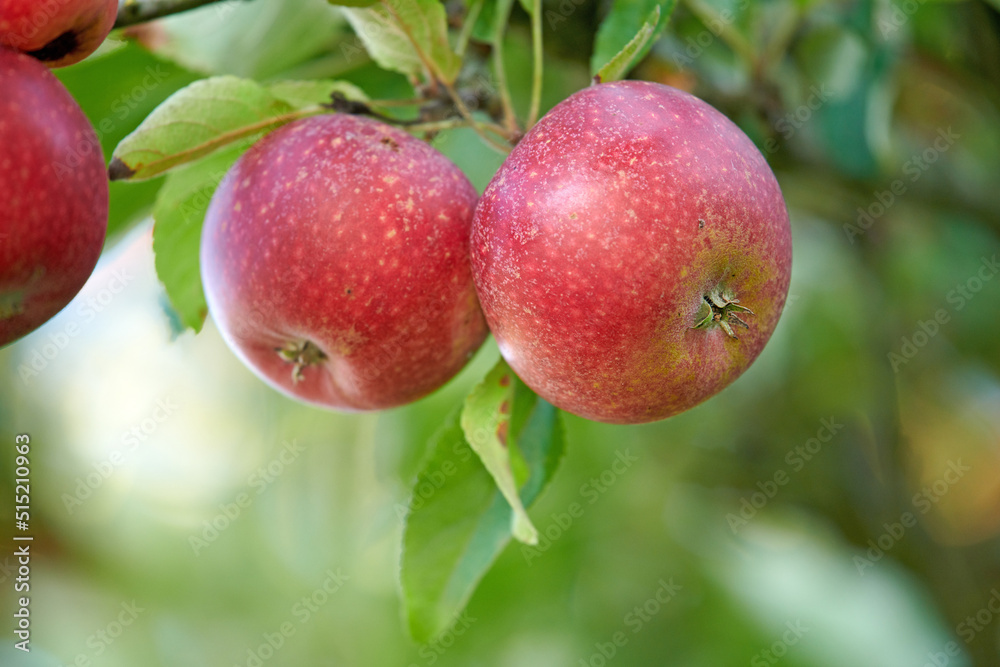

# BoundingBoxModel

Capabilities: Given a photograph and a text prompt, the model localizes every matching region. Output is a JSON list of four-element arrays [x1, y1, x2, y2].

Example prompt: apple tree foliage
[[94, 0, 678, 641], [49, 0, 1000, 655]]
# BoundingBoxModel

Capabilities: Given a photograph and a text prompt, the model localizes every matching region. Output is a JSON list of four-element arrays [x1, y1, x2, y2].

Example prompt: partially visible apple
[[0, 0, 118, 67], [201, 114, 488, 411], [0, 47, 108, 347], [472, 80, 792, 424]]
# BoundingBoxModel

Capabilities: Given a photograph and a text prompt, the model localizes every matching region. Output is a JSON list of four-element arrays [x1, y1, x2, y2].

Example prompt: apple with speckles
[[201, 114, 489, 411], [0, 0, 118, 67], [0, 47, 108, 348], [472, 80, 792, 424]]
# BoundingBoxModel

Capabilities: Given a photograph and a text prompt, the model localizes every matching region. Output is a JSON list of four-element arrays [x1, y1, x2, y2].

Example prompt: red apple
[[472, 80, 792, 424], [201, 114, 488, 411], [0, 0, 118, 67], [0, 47, 108, 348]]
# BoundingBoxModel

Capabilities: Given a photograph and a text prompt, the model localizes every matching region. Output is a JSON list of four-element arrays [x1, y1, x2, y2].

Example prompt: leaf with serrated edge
[[110, 76, 308, 182], [341, 0, 460, 84], [402, 384, 565, 641], [461, 359, 538, 545], [152, 143, 248, 332], [593, 0, 675, 81]]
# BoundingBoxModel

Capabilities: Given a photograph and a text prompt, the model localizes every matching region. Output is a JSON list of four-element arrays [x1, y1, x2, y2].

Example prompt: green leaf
[[594, 6, 660, 83], [510, 385, 565, 507], [328, 0, 380, 7], [401, 379, 565, 642], [461, 360, 538, 545], [468, 0, 514, 46], [152, 143, 248, 332], [159, 0, 347, 80], [105, 180, 162, 243], [795, 24, 868, 101], [340, 0, 461, 84], [464, 0, 524, 42], [110, 76, 309, 182], [468, 0, 500, 44], [591, 0, 676, 80], [400, 407, 504, 642], [54, 42, 200, 244], [267, 80, 368, 108]]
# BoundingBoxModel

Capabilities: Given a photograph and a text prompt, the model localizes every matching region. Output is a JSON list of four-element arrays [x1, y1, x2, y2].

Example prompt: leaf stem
[[368, 98, 428, 108], [442, 82, 513, 153], [109, 105, 326, 182], [115, 0, 245, 28], [491, 0, 520, 136], [406, 119, 483, 133], [475, 119, 517, 141], [331, 92, 512, 152], [380, 0, 451, 88], [527, 0, 544, 128], [456, 0, 485, 58]]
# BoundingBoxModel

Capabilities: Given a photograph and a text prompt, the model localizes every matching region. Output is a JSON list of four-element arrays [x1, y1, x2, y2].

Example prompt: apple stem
[[691, 287, 754, 340], [276, 341, 328, 384], [442, 82, 515, 153]]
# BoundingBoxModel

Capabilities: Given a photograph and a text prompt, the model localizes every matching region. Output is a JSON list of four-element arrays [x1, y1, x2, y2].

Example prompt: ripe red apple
[[0, 0, 118, 67], [201, 114, 488, 411], [0, 47, 108, 348], [472, 80, 792, 424]]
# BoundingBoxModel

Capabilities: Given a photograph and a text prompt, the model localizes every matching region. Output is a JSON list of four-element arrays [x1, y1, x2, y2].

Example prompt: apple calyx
[[0, 291, 26, 319], [691, 286, 754, 339], [276, 340, 328, 383], [27, 32, 80, 64]]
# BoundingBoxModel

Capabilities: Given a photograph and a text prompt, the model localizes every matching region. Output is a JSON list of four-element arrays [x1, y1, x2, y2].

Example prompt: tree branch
[[327, 93, 514, 152], [115, 0, 251, 29]]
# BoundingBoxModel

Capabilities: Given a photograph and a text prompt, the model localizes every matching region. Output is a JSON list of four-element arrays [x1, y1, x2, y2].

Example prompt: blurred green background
[[3, 0, 1000, 664]]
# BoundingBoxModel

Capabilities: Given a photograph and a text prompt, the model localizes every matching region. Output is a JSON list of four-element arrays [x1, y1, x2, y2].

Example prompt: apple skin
[[0, 47, 108, 348], [201, 114, 489, 411], [0, 0, 118, 67], [471, 80, 792, 424]]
